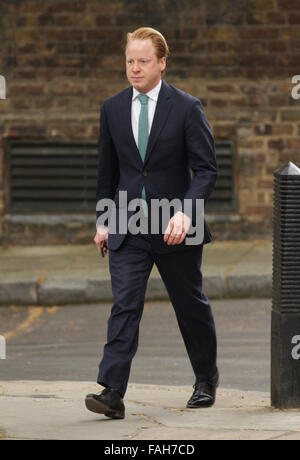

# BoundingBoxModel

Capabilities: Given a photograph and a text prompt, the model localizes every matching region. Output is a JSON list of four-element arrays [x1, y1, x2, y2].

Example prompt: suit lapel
[[143, 79, 173, 167], [121, 86, 144, 168]]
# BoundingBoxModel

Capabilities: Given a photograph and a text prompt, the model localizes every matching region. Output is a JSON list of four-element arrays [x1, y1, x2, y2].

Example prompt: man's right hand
[[94, 226, 109, 254]]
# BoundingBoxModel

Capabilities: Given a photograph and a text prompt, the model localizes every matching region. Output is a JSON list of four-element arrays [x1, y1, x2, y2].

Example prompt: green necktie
[[137, 93, 149, 217]]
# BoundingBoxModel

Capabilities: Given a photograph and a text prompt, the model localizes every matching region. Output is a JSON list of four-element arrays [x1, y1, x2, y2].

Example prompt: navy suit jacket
[[96, 79, 218, 253]]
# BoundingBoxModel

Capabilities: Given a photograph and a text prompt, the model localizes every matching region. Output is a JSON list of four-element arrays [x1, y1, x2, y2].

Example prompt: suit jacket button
[[143, 171, 147, 176]]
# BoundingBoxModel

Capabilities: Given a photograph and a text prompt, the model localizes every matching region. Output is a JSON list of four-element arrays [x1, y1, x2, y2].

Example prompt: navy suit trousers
[[97, 232, 217, 398]]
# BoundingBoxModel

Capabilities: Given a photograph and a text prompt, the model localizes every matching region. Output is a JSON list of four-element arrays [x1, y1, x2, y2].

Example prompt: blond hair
[[125, 27, 169, 76]]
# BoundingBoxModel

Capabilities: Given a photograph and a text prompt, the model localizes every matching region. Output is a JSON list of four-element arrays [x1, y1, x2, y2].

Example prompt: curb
[[0, 274, 272, 306]]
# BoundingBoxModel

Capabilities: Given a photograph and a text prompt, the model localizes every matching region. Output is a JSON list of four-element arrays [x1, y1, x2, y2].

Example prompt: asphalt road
[[0, 299, 271, 392]]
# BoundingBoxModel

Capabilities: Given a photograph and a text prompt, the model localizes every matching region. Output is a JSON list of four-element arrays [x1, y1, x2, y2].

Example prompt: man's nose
[[133, 62, 141, 72]]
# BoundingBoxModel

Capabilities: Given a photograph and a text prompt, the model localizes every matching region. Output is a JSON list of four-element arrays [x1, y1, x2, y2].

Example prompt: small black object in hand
[[101, 241, 108, 257]]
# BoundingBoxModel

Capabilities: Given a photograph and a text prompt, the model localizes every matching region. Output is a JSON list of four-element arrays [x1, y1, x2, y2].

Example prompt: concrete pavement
[[0, 380, 299, 440], [0, 239, 272, 305]]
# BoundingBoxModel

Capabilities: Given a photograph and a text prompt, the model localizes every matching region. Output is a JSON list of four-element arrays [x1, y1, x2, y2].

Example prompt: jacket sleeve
[[96, 102, 120, 227], [183, 99, 218, 223]]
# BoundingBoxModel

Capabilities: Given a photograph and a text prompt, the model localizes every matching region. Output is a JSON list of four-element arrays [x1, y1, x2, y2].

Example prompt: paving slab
[[0, 381, 299, 440]]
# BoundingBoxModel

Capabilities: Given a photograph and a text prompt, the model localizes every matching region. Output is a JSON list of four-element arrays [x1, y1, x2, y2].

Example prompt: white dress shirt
[[131, 78, 162, 147]]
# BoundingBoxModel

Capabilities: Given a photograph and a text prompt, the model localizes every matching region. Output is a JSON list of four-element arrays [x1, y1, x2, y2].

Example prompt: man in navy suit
[[85, 27, 219, 419]]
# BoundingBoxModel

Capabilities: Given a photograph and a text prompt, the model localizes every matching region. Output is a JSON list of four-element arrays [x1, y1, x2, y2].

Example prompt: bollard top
[[274, 161, 300, 176]]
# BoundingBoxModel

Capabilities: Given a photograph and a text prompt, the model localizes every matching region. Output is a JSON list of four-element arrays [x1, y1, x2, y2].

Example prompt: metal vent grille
[[206, 140, 235, 212], [8, 141, 98, 212], [8, 139, 235, 214]]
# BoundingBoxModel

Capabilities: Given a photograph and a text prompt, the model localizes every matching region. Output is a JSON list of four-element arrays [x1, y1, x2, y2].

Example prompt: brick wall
[[0, 0, 299, 244]]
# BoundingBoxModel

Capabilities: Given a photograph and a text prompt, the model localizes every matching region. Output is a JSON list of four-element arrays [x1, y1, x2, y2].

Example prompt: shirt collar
[[132, 79, 162, 102]]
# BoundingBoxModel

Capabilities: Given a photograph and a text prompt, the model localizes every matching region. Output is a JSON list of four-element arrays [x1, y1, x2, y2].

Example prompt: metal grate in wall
[[8, 139, 235, 214], [206, 140, 235, 212], [8, 141, 98, 212]]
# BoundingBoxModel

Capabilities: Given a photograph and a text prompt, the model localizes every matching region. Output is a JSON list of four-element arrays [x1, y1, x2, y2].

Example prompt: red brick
[[281, 110, 300, 121], [188, 41, 207, 53], [10, 85, 44, 95], [199, 27, 237, 40], [8, 125, 47, 136], [286, 138, 300, 148], [281, 27, 300, 39], [55, 56, 85, 68], [268, 41, 287, 52], [209, 99, 228, 108], [17, 42, 36, 53], [268, 139, 285, 149], [289, 40, 300, 50], [268, 95, 290, 106], [266, 12, 286, 24], [86, 29, 123, 41], [18, 55, 46, 68], [212, 124, 236, 138], [257, 179, 273, 189], [195, 55, 236, 66], [16, 14, 39, 27], [207, 84, 235, 92], [47, 1, 86, 13], [249, 0, 276, 10], [168, 41, 187, 53], [181, 13, 204, 27], [207, 41, 227, 53], [54, 15, 77, 26], [239, 138, 264, 148], [233, 98, 256, 107], [52, 83, 84, 95], [271, 124, 294, 135], [15, 30, 41, 42], [239, 27, 279, 40], [16, 1, 48, 13], [95, 14, 115, 26], [238, 54, 276, 66], [288, 12, 300, 24], [278, 0, 300, 9], [278, 55, 300, 65], [56, 42, 79, 54], [206, 11, 243, 26], [254, 125, 272, 135], [243, 206, 265, 216], [227, 41, 266, 53], [38, 13, 55, 26], [43, 29, 83, 41], [244, 13, 266, 25]]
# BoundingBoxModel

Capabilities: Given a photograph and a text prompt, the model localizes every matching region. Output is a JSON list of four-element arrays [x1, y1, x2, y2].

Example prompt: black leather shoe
[[186, 370, 219, 408], [85, 387, 125, 419]]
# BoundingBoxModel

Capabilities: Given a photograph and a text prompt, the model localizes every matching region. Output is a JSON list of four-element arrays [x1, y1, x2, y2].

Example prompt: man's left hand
[[163, 211, 192, 245]]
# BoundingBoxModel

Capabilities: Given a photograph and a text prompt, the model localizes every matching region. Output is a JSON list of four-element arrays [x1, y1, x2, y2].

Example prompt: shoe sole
[[186, 401, 215, 408], [85, 396, 125, 419]]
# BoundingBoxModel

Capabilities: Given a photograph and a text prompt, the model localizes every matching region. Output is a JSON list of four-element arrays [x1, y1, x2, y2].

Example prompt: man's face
[[125, 39, 166, 93]]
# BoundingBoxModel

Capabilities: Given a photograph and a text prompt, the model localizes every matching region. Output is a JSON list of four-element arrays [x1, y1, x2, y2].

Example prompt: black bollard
[[271, 161, 300, 409]]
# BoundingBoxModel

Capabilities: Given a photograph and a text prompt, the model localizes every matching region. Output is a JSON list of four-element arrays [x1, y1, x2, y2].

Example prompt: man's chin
[[130, 77, 145, 84], [131, 80, 144, 87]]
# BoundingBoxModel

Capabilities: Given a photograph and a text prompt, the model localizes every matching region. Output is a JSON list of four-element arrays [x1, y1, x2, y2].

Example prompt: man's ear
[[160, 57, 167, 72]]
